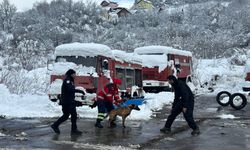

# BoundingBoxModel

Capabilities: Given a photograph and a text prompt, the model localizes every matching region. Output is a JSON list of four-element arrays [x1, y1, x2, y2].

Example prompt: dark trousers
[[97, 100, 114, 113], [96, 100, 114, 122], [164, 102, 198, 130], [53, 105, 78, 131]]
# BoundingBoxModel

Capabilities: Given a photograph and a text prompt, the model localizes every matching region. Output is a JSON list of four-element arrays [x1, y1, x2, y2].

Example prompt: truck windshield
[[56, 56, 97, 67]]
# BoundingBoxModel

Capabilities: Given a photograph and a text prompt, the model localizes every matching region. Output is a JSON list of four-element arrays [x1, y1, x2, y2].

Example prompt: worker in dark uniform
[[95, 78, 122, 128], [51, 69, 85, 135], [160, 75, 200, 135]]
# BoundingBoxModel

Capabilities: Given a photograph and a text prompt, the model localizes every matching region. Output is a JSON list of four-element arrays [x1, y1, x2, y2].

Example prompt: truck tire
[[229, 93, 247, 110], [216, 91, 231, 106]]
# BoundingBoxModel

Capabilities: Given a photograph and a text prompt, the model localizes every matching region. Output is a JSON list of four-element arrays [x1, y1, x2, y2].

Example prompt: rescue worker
[[160, 75, 200, 135], [51, 69, 85, 135], [95, 78, 123, 128]]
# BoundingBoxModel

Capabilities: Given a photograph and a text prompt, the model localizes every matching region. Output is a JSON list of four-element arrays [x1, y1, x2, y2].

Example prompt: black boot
[[110, 121, 116, 128], [71, 129, 83, 135], [160, 126, 171, 134], [191, 128, 200, 135], [51, 124, 60, 134], [95, 119, 103, 128]]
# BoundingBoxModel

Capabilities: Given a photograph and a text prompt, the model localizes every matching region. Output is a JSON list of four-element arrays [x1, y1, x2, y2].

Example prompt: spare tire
[[216, 91, 231, 106], [229, 93, 247, 110]]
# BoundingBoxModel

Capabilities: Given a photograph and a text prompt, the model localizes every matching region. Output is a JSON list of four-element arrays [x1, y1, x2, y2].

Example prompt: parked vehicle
[[47, 43, 144, 105], [134, 46, 193, 93], [216, 51, 250, 110]]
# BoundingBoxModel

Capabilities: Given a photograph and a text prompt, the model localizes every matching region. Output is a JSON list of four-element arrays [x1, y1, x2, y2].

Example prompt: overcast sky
[[6, 0, 134, 11]]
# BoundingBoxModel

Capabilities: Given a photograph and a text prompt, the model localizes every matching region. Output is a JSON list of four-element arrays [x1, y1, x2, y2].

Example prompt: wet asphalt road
[[0, 94, 250, 150]]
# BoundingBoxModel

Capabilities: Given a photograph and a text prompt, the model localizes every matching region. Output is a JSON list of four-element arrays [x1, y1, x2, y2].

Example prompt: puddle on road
[[205, 108, 218, 112], [35, 124, 49, 128], [163, 137, 176, 142], [246, 134, 250, 138], [124, 122, 142, 128]]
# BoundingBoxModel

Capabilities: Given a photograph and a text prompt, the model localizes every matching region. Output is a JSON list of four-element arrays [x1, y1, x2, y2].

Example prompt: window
[[56, 56, 97, 67], [126, 69, 134, 88], [116, 68, 126, 90], [135, 69, 142, 87]]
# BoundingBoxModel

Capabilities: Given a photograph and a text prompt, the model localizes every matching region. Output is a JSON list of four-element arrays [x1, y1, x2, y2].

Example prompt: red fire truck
[[134, 46, 193, 93], [47, 43, 143, 105]]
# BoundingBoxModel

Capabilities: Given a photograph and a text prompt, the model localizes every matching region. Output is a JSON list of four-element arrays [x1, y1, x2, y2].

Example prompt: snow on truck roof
[[112, 50, 142, 65], [134, 46, 192, 71], [55, 42, 112, 57], [54, 43, 142, 65], [134, 46, 192, 56]]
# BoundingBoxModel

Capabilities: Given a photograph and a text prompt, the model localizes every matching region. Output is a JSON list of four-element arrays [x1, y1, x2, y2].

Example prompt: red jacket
[[97, 83, 122, 104]]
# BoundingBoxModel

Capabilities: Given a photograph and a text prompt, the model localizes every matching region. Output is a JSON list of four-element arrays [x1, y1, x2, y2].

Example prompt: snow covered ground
[[0, 57, 247, 119], [193, 58, 245, 93], [0, 83, 174, 119]]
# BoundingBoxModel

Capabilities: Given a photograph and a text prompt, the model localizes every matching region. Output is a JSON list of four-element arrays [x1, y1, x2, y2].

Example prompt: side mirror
[[47, 54, 55, 71], [102, 59, 109, 71], [175, 64, 181, 74]]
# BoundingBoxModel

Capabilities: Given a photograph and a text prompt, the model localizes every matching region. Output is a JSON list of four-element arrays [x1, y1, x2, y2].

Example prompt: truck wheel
[[216, 91, 231, 106], [229, 93, 247, 110]]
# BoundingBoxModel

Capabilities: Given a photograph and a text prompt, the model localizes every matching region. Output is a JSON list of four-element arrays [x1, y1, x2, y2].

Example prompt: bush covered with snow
[[192, 58, 245, 93], [0, 67, 49, 94]]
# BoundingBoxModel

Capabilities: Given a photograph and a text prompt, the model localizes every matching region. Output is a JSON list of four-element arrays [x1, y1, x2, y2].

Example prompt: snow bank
[[217, 114, 238, 119], [0, 83, 174, 119], [194, 58, 245, 93], [0, 84, 60, 117], [125, 92, 174, 120], [0, 67, 49, 94]]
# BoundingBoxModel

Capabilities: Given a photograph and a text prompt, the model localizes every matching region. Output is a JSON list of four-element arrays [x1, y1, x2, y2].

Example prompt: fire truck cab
[[134, 46, 192, 93], [47, 43, 143, 105]]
